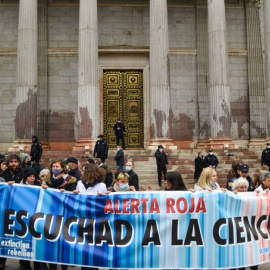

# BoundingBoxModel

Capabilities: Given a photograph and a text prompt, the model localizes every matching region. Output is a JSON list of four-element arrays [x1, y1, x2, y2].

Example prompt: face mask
[[117, 148, 120, 151], [267, 146, 270, 149], [26, 161, 31, 166], [119, 184, 129, 191], [209, 152, 213, 155], [125, 166, 131, 172], [52, 169, 62, 176], [118, 121, 121, 123]]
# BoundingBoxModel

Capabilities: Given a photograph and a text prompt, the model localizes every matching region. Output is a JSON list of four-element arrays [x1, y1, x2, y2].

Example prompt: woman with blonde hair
[[194, 167, 220, 191]]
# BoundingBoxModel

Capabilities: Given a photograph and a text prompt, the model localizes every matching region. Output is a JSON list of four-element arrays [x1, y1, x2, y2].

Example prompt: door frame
[[99, 53, 150, 149]]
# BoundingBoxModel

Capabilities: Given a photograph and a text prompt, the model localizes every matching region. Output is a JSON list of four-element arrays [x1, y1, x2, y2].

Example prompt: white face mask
[[209, 152, 213, 155], [267, 146, 270, 149]]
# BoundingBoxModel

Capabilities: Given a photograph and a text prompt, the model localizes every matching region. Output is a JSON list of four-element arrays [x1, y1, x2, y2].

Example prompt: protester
[[86, 158, 95, 164], [231, 177, 249, 192], [44, 159, 77, 192], [253, 169, 268, 189], [0, 154, 24, 183], [125, 161, 139, 191], [114, 145, 124, 171], [94, 134, 108, 163], [112, 171, 135, 192], [64, 157, 81, 181], [204, 148, 219, 168], [194, 167, 220, 191], [155, 145, 168, 187], [0, 158, 7, 175], [113, 118, 125, 149], [20, 153, 31, 169], [30, 135, 43, 164], [194, 151, 206, 183], [226, 160, 240, 180], [94, 158, 113, 188], [39, 168, 50, 185], [226, 164, 254, 191], [165, 171, 187, 191], [75, 163, 107, 195], [255, 172, 270, 192]]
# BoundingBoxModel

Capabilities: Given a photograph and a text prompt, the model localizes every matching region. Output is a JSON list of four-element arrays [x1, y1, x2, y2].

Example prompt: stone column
[[246, 0, 267, 148], [196, 0, 210, 147], [207, 0, 233, 149], [15, 0, 38, 141], [149, 0, 172, 149], [263, 0, 270, 140], [74, 0, 99, 151]]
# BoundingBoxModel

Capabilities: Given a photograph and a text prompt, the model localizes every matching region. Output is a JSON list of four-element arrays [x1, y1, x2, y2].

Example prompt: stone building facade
[[0, 0, 269, 152]]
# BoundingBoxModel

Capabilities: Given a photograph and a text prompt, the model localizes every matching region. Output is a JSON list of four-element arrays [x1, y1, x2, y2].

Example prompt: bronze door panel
[[103, 70, 144, 149]]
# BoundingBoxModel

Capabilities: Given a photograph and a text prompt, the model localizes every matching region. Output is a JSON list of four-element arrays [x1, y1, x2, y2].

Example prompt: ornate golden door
[[103, 70, 144, 149]]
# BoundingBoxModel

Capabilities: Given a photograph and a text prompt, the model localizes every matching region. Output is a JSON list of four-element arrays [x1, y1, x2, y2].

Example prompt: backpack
[[105, 170, 113, 187]]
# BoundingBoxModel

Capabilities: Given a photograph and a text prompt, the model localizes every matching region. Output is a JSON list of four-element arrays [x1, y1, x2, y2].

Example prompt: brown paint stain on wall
[[231, 96, 249, 138], [153, 109, 166, 137], [15, 88, 37, 139], [171, 112, 195, 140], [47, 110, 75, 142], [78, 107, 93, 139], [251, 120, 267, 138], [199, 121, 210, 138]]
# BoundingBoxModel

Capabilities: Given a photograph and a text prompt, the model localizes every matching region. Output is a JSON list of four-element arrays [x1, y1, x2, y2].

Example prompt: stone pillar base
[[207, 137, 235, 151], [72, 139, 97, 156], [146, 138, 177, 151], [248, 139, 267, 150]]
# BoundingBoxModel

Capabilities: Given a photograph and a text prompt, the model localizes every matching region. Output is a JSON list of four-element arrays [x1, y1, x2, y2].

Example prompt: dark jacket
[[1, 168, 24, 183], [68, 167, 81, 181], [30, 136, 43, 162], [155, 150, 168, 166], [194, 157, 207, 180], [261, 148, 270, 165], [128, 169, 139, 191], [94, 140, 108, 159], [226, 176, 254, 191], [204, 154, 219, 168], [113, 122, 126, 137], [114, 150, 125, 166]]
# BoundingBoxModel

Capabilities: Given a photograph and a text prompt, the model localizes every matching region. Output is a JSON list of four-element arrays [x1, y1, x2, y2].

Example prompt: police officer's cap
[[238, 164, 249, 173], [267, 142, 270, 146], [98, 134, 104, 138], [209, 148, 213, 152]]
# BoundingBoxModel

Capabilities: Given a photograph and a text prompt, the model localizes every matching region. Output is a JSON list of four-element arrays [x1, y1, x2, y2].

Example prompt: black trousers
[[157, 164, 167, 186], [116, 135, 125, 149]]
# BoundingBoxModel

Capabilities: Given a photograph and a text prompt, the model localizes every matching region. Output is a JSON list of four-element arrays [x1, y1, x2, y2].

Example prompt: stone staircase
[[39, 148, 263, 191]]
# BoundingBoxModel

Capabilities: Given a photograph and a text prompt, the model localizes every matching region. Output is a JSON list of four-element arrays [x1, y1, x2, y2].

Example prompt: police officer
[[226, 164, 254, 191], [155, 145, 168, 187], [203, 149, 219, 168], [94, 134, 108, 163], [113, 119, 126, 149], [261, 142, 270, 168]]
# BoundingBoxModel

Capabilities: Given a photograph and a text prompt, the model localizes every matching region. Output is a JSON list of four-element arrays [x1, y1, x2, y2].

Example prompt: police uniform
[[261, 143, 270, 167], [226, 164, 255, 191], [203, 149, 219, 168]]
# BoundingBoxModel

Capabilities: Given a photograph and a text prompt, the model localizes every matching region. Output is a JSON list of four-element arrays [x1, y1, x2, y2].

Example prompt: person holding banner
[[255, 172, 270, 192], [194, 167, 221, 191], [112, 171, 135, 192], [44, 159, 77, 192], [165, 171, 187, 191], [230, 177, 258, 270], [75, 163, 107, 195]]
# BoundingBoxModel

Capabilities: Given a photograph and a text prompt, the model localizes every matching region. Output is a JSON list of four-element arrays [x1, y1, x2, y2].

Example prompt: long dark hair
[[165, 171, 187, 191], [82, 164, 103, 185]]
